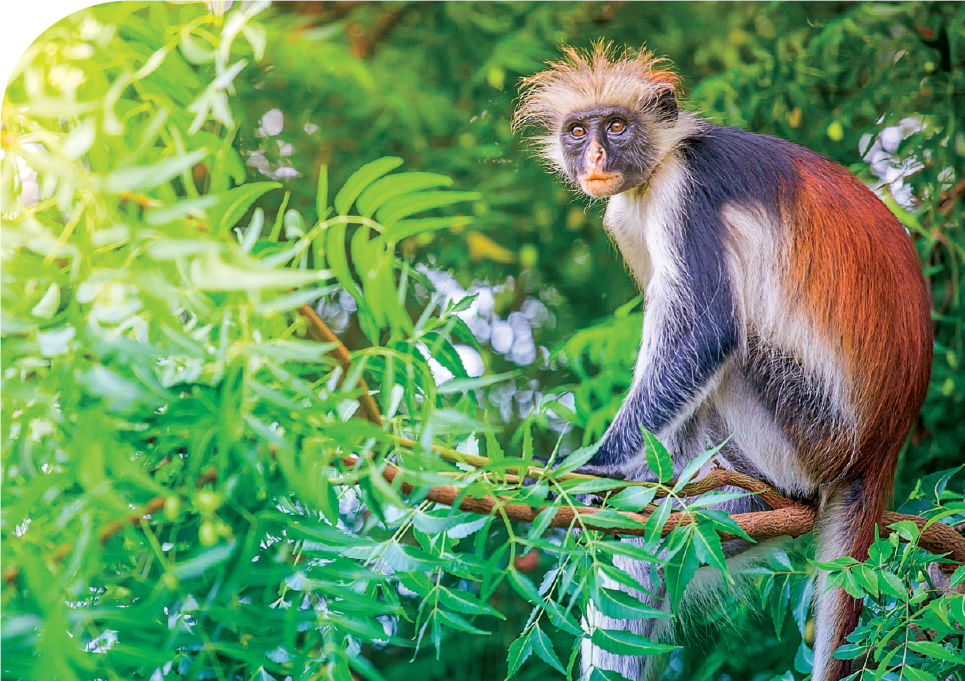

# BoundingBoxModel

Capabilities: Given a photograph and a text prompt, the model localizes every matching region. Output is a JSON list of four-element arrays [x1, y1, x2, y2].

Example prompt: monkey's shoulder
[[678, 125, 808, 209], [678, 124, 898, 229]]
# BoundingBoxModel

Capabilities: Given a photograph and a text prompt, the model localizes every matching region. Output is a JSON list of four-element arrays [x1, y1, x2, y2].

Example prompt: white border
[[1, 1, 104, 98]]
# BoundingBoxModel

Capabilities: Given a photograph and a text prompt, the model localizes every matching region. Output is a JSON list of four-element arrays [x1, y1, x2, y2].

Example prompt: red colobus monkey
[[514, 45, 933, 681]]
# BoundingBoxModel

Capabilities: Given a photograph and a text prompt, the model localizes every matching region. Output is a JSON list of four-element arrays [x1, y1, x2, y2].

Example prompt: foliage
[[816, 471, 965, 681], [2, 3, 964, 681]]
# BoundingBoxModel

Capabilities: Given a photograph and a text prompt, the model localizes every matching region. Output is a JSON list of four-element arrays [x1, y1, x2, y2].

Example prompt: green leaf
[[531, 624, 566, 675], [104, 148, 207, 192], [239, 207, 265, 252], [877, 570, 904, 598], [383, 216, 473, 242], [897, 667, 938, 681], [644, 501, 672, 544], [888, 520, 921, 543], [767, 574, 790, 639], [852, 564, 879, 597], [508, 569, 543, 606], [377, 541, 444, 573], [642, 428, 673, 483], [687, 490, 754, 510], [376, 191, 479, 229], [435, 609, 491, 635], [693, 509, 752, 540], [602, 541, 663, 565], [188, 251, 330, 291], [447, 515, 491, 539], [590, 628, 680, 656], [334, 157, 403, 215], [907, 640, 965, 665], [438, 587, 505, 620], [579, 510, 647, 530], [325, 220, 364, 306], [63, 118, 96, 159], [211, 181, 281, 234], [950, 565, 965, 589], [692, 524, 728, 576], [830, 644, 863, 660], [172, 541, 236, 580], [528, 507, 558, 540], [586, 669, 634, 681], [506, 633, 533, 679], [316, 163, 329, 218], [553, 441, 602, 476], [255, 285, 337, 315], [672, 440, 727, 492], [592, 585, 670, 620], [559, 477, 630, 496], [542, 599, 582, 636], [446, 292, 478, 314], [357, 172, 453, 218], [606, 485, 657, 511], [664, 531, 700, 609]]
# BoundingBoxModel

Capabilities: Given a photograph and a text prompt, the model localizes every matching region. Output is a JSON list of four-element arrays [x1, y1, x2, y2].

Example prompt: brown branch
[[298, 303, 381, 426], [882, 512, 965, 569], [3, 466, 220, 586], [7, 304, 963, 592], [364, 454, 964, 568], [673, 466, 797, 509], [939, 177, 965, 215], [388, 437, 798, 507], [309, 311, 964, 569]]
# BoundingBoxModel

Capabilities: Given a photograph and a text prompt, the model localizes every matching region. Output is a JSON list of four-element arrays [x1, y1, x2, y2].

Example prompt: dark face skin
[[559, 105, 658, 198]]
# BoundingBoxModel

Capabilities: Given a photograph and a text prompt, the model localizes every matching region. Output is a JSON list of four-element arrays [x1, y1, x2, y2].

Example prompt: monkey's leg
[[581, 489, 772, 681]]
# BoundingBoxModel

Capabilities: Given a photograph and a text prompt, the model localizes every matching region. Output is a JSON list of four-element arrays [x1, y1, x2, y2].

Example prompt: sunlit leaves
[[335, 157, 404, 216], [1, 5, 485, 680], [356, 172, 453, 218], [103, 148, 208, 192]]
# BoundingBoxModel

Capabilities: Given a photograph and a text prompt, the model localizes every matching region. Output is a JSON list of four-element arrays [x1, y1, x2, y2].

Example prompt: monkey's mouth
[[579, 171, 624, 197]]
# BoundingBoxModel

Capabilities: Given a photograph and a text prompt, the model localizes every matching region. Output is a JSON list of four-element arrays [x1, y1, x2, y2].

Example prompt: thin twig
[[298, 303, 381, 426]]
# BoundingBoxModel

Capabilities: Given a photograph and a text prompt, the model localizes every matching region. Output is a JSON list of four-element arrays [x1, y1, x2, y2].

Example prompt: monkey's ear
[[654, 89, 678, 123]]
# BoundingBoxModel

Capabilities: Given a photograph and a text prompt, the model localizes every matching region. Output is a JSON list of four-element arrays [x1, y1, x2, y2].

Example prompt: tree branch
[[305, 312, 964, 571], [7, 306, 962, 590]]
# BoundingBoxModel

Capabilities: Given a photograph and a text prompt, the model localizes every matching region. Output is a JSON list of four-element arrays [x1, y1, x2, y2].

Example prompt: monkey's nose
[[586, 141, 606, 168]]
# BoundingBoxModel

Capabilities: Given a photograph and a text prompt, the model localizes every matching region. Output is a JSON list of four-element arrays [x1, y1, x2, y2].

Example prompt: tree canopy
[[2, 3, 963, 681]]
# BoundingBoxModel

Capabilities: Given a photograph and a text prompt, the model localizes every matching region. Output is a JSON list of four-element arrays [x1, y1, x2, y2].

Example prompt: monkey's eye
[[569, 125, 587, 139], [608, 119, 626, 134]]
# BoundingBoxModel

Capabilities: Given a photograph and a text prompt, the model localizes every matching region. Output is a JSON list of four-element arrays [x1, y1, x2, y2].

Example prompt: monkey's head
[[514, 43, 681, 198]]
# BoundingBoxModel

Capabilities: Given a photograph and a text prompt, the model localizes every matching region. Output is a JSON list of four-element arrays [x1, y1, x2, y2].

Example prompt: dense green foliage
[[2, 3, 964, 681]]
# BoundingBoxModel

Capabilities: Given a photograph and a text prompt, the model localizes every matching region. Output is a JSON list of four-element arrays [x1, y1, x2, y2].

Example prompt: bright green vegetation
[[2, 3, 963, 681]]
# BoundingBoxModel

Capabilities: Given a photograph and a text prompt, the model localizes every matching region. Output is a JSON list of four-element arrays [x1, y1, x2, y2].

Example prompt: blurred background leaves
[[2, 2, 963, 681]]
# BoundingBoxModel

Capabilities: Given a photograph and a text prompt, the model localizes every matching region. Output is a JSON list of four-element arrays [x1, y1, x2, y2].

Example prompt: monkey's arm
[[586, 262, 739, 475]]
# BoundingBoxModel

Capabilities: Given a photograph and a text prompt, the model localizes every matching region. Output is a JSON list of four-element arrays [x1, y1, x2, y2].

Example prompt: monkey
[[513, 44, 933, 681]]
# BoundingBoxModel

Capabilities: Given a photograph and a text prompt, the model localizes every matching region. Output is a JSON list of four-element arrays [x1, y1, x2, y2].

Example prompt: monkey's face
[[559, 105, 657, 198]]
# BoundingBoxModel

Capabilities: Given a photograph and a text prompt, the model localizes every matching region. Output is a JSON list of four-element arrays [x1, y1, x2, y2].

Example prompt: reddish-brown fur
[[789, 153, 932, 486], [790, 153, 933, 678]]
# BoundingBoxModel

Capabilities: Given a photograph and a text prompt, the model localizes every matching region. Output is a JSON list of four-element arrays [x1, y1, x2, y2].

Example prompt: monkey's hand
[[575, 422, 645, 478]]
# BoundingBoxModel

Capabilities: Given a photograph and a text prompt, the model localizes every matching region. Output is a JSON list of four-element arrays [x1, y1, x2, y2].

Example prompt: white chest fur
[[602, 155, 690, 292]]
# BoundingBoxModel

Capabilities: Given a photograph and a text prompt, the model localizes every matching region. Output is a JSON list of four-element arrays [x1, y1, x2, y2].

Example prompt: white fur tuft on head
[[513, 42, 682, 174]]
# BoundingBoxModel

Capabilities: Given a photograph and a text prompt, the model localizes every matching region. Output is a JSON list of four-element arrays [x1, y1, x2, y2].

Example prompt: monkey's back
[[681, 126, 932, 492]]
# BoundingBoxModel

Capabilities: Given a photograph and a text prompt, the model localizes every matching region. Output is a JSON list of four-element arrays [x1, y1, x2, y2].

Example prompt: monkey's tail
[[810, 477, 888, 681]]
